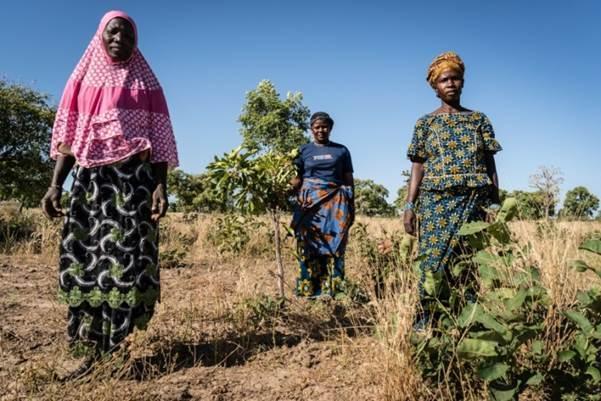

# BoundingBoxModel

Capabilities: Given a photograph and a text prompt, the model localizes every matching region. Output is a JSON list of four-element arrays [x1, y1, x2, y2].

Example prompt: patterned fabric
[[291, 178, 353, 297], [416, 186, 491, 279], [51, 10, 178, 168], [296, 252, 345, 297], [407, 111, 502, 191], [58, 156, 159, 354], [408, 111, 502, 299]]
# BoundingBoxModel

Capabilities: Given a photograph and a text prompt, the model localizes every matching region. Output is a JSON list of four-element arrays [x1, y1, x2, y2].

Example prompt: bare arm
[[403, 161, 425, 236], [343, 171, 354, 188], [485, 153, 500, 204], [344, 171, 355, 226], [41, 155, 76, 219], [290, 176, 302, 192], [150, 162, 169, 222], [406, 161, 425, 204]]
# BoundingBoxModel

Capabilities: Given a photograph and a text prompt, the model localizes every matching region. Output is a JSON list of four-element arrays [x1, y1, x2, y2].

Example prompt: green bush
[[411, 198, 601, 400], [207, 213, 263, 255]]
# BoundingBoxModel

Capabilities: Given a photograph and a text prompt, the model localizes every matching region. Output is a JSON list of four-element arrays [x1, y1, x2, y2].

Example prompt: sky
[[1, 0, 600, 203]]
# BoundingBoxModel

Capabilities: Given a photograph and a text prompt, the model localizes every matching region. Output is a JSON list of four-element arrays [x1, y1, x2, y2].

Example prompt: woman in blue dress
[[291, 112, 355, 298], [403, 52, 502, 325]]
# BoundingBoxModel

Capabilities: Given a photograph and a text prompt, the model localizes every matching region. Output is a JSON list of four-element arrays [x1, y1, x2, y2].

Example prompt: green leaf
[[459, 221, 490, 236], [572, 259, 591, 272], [470, 330, 506, 344], [558, 350, 576, 362], [504, 289, 527, 313], [458, 303, 479, 328], [474, 250, 502, 267], [422, 269, 443, 296], [457, 338, 498, 358], [496, 197, 518, 223], [525, 372, 544, 386], [477, 311, 512, 342], [564, 310, 594, 334], [478, 363, 510, 381], [586, 366, 601, 383], [489, 382, 519, 401], [580, 239, 601, 255], [532, 340, 544, 355], [571, 259, 601, 279], [488, 222, 511, 244]]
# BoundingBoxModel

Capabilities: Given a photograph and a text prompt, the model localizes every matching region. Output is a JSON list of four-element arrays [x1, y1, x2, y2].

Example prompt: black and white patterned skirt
[[57, 156, 159, 354]]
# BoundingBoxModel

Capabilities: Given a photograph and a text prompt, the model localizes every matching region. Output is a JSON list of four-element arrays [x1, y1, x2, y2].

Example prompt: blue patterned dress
[[407, 111, 502, 290], [292, 142, 354, 297]]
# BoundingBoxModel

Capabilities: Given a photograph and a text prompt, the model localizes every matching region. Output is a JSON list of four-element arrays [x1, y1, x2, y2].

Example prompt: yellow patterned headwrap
[[426, 51, 465, 88]]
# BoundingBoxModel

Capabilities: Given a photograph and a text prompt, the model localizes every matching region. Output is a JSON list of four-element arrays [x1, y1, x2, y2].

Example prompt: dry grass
[[1, 208, 600, 400]]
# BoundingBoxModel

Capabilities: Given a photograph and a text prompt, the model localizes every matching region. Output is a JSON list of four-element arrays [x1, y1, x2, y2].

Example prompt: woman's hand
[[403, 209, 417, 236], [41, 187, 64, 219], [151, 183, 168, 222]]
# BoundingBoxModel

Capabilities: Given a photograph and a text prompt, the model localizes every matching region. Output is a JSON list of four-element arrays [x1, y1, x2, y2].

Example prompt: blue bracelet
[[404, 201, 415, 211]]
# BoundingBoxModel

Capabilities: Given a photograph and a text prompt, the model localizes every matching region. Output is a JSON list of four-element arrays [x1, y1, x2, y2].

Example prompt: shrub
[[411, 198, 601, 400]]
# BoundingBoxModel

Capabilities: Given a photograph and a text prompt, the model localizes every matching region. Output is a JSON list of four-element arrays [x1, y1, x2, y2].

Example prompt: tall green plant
[[207, 146, 298, 297], [411, 198, 601, 400], [206, 80, 309, 298]]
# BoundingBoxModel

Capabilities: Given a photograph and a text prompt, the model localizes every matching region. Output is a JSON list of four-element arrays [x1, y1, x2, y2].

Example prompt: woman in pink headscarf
[[40, 10, 178, 370]]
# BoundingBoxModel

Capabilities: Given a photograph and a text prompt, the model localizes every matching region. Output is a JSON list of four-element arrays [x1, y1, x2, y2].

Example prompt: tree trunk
[[270, 209, 285, 299]]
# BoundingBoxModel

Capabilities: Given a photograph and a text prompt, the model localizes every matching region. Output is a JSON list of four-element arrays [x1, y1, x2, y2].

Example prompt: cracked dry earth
[[0, 254, 384, 401]]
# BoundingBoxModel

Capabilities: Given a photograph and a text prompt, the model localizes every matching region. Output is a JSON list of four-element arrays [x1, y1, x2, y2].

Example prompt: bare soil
[[0, 254, 383, 401]]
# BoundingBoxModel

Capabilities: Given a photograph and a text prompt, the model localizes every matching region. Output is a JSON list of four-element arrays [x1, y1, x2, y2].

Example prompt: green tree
[[561, 186, 600, 219], [238, 80, 310, 154], [207, 80, 309, 298], [392, 169, 411, 215], [354, 178, 394, 216], [0, 80, 55, 207], [167, 169, 229, 212], [503, 190, 550, 220]]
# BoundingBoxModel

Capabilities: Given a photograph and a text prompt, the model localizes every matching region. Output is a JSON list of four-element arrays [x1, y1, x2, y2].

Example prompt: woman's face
[[311, 119, 332, 144], [102, 17, 135, 62], [434, 68, 463, 103]]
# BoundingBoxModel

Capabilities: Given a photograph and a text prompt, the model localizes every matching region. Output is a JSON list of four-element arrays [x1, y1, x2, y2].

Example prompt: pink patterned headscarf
[[51, 10, 179, 168]]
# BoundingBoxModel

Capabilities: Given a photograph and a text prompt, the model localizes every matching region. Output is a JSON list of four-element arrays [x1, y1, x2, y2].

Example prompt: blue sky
[[2, 0, 600, 203]]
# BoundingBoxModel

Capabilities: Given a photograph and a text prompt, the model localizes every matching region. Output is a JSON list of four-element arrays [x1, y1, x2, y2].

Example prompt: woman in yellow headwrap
[[403, 52, 502, 328]]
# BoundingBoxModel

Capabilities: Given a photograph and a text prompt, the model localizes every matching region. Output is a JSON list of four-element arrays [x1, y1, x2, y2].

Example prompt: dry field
[[1, 206, 600, 401]]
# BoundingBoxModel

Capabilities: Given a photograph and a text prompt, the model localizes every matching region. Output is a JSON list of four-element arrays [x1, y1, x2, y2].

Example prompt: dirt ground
[[0, 253, 384, 401]]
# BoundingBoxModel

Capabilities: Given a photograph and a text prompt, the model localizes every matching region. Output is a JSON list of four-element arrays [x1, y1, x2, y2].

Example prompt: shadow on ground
[[127, 303, 372, 380]]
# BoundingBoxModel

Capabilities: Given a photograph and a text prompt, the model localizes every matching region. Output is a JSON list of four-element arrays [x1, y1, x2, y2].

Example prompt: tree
[[354, 178, 394, 216], [529, 166, 563, 220], [207, 80, 309, 298], [561, 186, 600, 219], [392, 169, 411, 215], [500, 189, 549, 220], [0, 80, 55, 207], [167, 169, 229, 212], [512, 190, 548, 220], [238, 80, 309, 154]]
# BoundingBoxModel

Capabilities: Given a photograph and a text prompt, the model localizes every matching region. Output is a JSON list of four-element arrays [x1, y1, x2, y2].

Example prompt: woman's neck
[[437, 100, 465, 114]]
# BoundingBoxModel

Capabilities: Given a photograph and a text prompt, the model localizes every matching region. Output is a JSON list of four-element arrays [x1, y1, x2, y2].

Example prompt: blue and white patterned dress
[[407, 111, 502, 287]]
